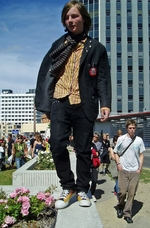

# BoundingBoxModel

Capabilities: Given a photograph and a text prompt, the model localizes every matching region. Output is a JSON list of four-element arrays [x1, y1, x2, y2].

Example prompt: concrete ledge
[[12, 157, 60, 187]]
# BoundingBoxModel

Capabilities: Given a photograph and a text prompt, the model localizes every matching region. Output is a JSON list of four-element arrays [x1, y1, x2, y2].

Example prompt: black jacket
[[35, 35, 111, 122]]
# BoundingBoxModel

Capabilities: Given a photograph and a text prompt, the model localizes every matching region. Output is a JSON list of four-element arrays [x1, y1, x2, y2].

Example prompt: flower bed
[[0, 187, 57, 228]]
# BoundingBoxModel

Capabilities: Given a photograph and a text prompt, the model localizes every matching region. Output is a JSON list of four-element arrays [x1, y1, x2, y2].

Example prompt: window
[[106, 10, 110, 15], [139, 66, 143, 72], [106, 23, 110, 29], [128, 80, 133, 87], [128, 95, 133, 100], [117, 37, 121, 43], [117, 23, 121, 29], [128, 66, 132, 72], [128, 37, 132, 43], [117, 80, 122, 85], [117, 66, 122, 72], [127, 23, 132, 29], [117, 53, 121, 58], [106, 37, 111, 43], [138, 23, 142, 29]]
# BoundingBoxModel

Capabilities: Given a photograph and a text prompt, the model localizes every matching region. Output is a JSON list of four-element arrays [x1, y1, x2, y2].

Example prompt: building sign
[[12, 129, 19, 135]]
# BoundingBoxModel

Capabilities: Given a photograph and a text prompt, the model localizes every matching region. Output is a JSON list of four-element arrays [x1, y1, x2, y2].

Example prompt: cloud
[[0, 53, 40, 93], [0, 0, 66, 93]]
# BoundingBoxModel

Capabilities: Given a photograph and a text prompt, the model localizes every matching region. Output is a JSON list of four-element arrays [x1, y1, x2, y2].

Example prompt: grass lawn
[[140, 169, 150, 184], [0, 167, 16, 185], [0, 166, 150, 186]]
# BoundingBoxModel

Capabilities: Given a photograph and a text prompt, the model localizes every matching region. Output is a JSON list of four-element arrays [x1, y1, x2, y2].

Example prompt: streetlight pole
[[34, 105, 36, 133]]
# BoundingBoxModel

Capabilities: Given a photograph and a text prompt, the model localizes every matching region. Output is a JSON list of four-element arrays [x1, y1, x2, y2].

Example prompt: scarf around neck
[[49, 31, 87, 77]]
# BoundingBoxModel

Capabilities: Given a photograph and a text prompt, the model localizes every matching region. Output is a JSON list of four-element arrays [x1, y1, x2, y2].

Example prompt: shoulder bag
[[118, 135, 136, 157]]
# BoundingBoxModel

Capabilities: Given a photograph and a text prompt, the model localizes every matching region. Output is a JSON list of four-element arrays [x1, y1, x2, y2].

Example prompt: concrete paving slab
[[55, 194, 103, 228]]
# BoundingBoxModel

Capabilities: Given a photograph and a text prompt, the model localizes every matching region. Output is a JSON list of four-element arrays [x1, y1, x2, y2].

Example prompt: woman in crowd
[[100, 133, 110, 174], [90, 133, 102, 202], [13, 135, 27, 169], [32, 133, 46, 158]]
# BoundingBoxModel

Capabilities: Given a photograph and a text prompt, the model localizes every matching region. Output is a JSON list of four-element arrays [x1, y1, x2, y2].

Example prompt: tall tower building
[[81, 0, 150, 114]]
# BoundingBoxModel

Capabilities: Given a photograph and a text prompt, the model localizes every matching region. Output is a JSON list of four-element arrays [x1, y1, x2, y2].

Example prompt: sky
[[0, 0, 68, 94]]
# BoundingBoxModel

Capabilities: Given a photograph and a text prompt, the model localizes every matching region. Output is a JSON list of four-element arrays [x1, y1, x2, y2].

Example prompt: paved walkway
[[95, 170, 150, 228]]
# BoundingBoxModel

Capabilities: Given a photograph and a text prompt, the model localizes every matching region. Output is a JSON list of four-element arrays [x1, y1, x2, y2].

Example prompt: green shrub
[[34, 151, 55, 170]]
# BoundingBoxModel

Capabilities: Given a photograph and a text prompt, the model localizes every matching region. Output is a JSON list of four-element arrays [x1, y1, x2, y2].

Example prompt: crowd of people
[[0, 132, 50, 170]]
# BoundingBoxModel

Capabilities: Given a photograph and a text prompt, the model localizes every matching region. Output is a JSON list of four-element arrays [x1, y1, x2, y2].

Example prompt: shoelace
[[78, 192, 87, 199], [60, 190, 70, 198]]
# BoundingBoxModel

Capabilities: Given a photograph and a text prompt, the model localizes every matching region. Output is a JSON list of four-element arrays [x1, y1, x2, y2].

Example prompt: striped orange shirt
[[53, 41, 85, 104]]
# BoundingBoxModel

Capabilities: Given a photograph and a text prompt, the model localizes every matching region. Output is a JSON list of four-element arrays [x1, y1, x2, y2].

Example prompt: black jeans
[[49, 98, 94, 193], [90, 167, 98, 195]]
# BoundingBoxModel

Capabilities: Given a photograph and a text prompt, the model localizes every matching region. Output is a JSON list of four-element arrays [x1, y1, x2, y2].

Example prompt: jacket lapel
[[80, 38, 93, 66]]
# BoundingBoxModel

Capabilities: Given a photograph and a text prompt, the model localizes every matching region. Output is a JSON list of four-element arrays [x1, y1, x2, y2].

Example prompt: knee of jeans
[[51, 144, 68, 156]]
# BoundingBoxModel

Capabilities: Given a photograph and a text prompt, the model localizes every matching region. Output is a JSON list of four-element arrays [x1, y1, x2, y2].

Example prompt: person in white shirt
[[114, 119, 145, 224]]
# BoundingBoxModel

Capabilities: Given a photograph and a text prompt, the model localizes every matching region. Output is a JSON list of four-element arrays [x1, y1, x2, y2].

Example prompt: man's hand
[[117, 163, 122, 171], [100, 108, 110, 122]]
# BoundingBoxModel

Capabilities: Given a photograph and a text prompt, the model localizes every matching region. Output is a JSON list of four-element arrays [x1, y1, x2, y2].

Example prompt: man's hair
[[125, 119, 137, 128], [94, 131, 100, 138], [17, 134, 23, 139], [61, 0, 92, 33]]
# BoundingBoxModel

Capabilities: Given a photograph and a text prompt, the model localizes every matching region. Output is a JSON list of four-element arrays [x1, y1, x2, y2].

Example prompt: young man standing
[[35, 0, 111, 209], [114, 119, 145, 223]]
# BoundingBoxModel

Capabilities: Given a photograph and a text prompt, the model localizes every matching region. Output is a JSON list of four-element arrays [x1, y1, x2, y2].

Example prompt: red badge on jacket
[[89, 67, 97, 76]]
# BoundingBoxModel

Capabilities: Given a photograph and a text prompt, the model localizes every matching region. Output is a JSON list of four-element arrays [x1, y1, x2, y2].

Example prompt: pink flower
[[20, 187, 30, 194], [21, 208, 29, 216], [15, 188, 22, 194], [17, 196, 22, 202], [21, 196, 30, 203], [22, 202, 30, 211], [37, 192, 45, 201], [15, 187, 30, 195], [45, 196, 54, 206], [17, 196, 30, 203], [0, 199, 7, 204], [9, 192, 17, 198], [45, 192, 50, 197], [4, 216, 16, 224]]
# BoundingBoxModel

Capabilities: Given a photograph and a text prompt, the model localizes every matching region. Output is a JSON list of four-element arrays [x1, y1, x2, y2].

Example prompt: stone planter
[[12, 157, 60, 189]]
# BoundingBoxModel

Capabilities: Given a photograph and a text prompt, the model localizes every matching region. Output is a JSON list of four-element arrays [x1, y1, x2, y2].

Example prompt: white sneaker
[[55, 189, 75, 209], [92, 195, 97, 202], [77, 191, 92, 207]]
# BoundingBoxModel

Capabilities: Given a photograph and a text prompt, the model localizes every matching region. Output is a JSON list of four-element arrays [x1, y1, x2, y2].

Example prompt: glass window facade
[[80, 0, 150, 113]]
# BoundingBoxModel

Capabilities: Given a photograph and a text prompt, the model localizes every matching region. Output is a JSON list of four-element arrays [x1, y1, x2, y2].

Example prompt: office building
[[81, 0, 150, 114], [0, 89, 42, 136]]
